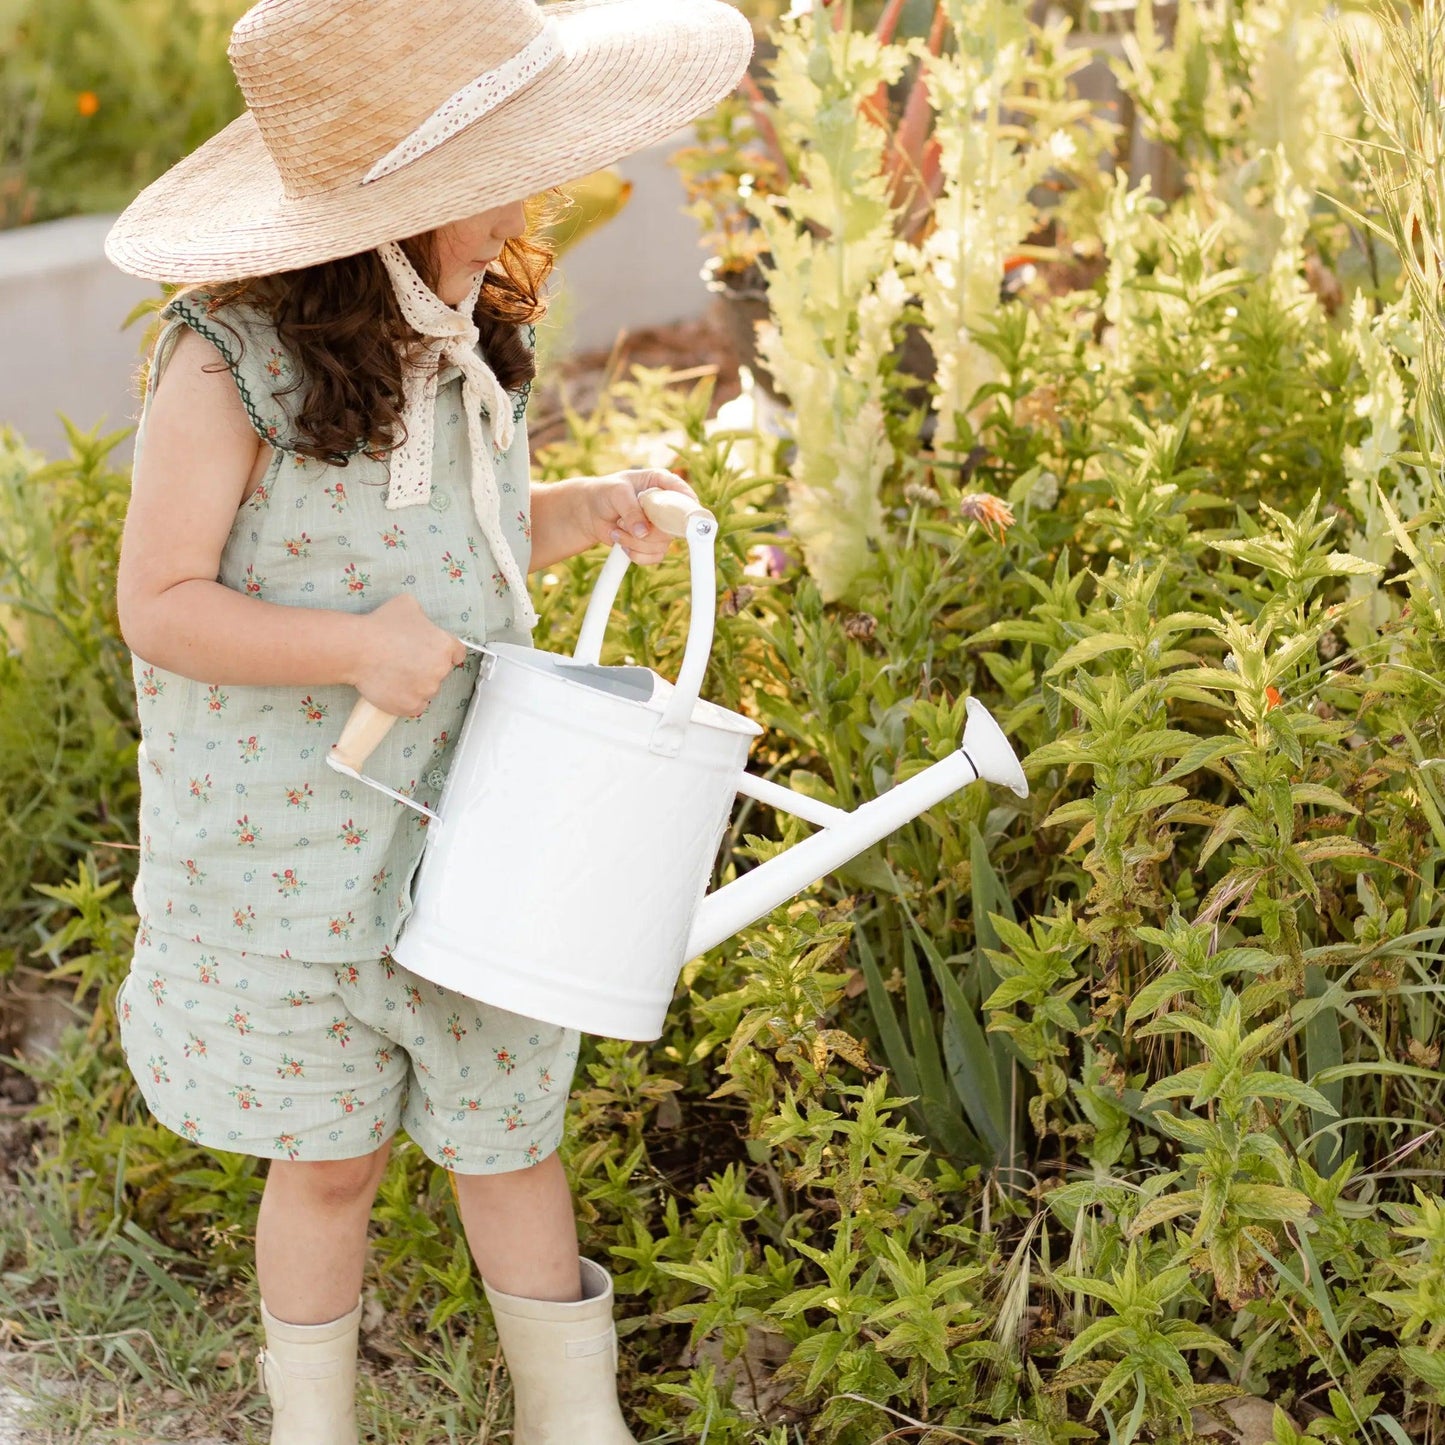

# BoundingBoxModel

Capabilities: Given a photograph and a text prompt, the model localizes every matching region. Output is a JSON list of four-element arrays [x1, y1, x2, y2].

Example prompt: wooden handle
[[639, 487, 713, 537], [331, 698, 399, 772]]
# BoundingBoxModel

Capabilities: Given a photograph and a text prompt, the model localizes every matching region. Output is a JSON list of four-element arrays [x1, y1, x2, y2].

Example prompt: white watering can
[[327, 489, 1028, 1041]]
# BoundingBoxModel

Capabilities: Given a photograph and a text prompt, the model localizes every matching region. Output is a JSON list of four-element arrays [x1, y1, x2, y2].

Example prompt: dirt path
[[0, 1380, 31, 1445]]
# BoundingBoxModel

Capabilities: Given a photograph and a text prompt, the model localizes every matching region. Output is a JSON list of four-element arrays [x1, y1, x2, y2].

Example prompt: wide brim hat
[[105, 0, 754, 282]]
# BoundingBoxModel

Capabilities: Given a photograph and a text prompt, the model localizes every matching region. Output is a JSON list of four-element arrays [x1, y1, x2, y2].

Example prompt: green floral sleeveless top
[[131, 292, 536, 962]]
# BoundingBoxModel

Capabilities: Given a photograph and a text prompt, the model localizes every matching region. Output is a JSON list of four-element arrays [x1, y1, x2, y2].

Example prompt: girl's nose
[[495, 199, 527, 240]]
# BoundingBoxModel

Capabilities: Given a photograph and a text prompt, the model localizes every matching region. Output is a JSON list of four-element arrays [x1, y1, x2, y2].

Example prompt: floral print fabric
[[118, 926, 579, 1171], [119, 294, 573, 1171], [129, 293, 536, 963]]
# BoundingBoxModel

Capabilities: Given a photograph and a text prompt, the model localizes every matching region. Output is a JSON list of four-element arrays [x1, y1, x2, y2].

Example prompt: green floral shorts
[[117, 926, 579, 1173]]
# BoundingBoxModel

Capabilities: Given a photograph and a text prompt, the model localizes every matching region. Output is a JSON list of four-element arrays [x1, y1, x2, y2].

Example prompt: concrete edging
[[0, 124, 715, 462]]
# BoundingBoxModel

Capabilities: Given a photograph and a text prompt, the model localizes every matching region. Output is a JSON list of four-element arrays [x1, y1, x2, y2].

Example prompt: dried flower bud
[[1408, 1038, 1442, 1069], [843, 612, 877, 641], [958, 491, 1015, 543], [1305, 255, 1343, 316], [1318, 630, 1343, 661], [720, 584, 755, 617], [904, 482, 942, 508]]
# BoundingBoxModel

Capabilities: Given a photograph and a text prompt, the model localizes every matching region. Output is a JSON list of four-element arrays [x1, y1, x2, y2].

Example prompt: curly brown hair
[[193, 193, 559, 466]]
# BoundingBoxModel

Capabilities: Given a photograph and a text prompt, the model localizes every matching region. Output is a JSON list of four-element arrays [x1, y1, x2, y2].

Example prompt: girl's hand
[[579, 469, 700, 564], [353, 594, 468, 717]]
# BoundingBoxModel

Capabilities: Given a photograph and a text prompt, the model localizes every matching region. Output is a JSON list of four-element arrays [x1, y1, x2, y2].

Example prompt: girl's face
[[430, 200, 529, 305]]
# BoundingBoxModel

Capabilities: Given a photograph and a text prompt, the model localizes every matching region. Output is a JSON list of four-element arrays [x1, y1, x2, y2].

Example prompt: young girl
[[103, 0, 752, 1439]]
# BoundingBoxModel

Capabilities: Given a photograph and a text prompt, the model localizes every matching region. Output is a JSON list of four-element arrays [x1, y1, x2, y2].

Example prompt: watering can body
[[397, 642, 761, 1039], [329, 490, 1028, 1042]]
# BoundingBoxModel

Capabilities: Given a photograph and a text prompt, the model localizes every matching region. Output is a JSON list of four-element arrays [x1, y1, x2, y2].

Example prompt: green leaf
[[855, 928, 919, 1102], [1241, 1070, 1339, 1116], [1313, 1061, 1445, 1085], [1227, 1184, 1314, 1224], [1304, 967, 1345, 1174], [1158, 734, 1250, 785], [895, 894, 1010, 1164], [1399, 1346, 1445, 1393], [936, 951, 1011, 1165], [902, 933, 987, 1164], [1045, 632, 1141, 677], [1289, 784, 1360, 815]]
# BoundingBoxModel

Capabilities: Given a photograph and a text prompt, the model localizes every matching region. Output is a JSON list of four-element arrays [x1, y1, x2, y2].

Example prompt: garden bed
[[5, 0, 1445, 1440]]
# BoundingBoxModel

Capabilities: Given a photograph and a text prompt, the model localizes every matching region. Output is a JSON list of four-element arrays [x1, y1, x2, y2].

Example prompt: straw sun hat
[[105, 0, 754, 282]]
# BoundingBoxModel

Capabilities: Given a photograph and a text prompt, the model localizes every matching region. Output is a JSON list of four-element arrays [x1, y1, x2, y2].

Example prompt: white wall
[[0, 124, 715, 463], [0, 215, 157, 461], [541, 123, 716, 358]]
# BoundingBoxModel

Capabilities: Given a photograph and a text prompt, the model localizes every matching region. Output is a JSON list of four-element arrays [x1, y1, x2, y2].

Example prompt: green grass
[[0, 1169, 530, 1444]]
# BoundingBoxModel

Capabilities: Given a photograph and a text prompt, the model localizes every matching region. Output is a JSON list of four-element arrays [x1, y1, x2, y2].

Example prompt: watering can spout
[[686, 698, 1028, 960]]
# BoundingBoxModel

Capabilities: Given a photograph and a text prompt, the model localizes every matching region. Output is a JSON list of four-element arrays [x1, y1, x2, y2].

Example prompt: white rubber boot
[[484, 1258, 638, 1444], [257, 1298, 362, 1445]]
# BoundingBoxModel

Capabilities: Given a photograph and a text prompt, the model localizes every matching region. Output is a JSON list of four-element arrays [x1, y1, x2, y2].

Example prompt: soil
[[0, 994, 44, 1186], [527, 300, 746, 450]]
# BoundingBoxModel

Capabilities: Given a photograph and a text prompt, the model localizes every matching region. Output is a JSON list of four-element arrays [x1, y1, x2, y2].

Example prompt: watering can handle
[[332, 698, 398, 773], [328, 487, 715, 777], [573, 487, 718, 758]]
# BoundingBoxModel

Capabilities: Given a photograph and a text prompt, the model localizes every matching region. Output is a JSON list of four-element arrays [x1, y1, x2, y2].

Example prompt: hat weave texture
[[106, 0, 754, 281]]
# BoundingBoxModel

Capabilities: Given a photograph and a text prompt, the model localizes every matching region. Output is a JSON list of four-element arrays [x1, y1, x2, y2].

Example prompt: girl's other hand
[[582, 469, 700, 564], [353, 594, 468, 717]]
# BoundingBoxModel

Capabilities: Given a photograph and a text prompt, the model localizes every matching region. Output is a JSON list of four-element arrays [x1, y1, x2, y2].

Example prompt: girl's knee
[[269, 1145, 391, 1209]]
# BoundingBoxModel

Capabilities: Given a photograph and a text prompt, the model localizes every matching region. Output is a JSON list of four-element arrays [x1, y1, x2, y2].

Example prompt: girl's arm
[[529, 468, 700, 572], [116, 327, 464, 718]]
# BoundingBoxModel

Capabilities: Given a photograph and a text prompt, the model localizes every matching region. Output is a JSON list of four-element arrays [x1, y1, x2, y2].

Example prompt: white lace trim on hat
[[362, 23, 563, 185], [376, 241, 538, 632]]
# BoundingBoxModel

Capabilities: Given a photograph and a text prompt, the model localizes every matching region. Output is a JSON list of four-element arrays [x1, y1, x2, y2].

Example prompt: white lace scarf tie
[[376, 240, 537, 631]]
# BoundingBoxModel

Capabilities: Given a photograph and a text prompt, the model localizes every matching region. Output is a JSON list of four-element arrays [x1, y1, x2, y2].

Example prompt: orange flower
[[76, 91, 99, 117], [1265, 686, 1284, 710], [959, 491, 1015, 544]]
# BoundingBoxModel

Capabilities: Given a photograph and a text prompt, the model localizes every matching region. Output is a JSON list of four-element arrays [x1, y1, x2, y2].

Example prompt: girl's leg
[[256, 1145, 393, 1323], [452, 1151, 581, 1300], [254, 1147, 392, 1445], [456, 1154, 636, 1444]]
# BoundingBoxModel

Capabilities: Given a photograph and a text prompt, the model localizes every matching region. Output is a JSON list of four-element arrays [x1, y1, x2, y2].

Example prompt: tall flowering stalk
[[1096, 171, 1163, 381], [1124, 0, 1362, 283], [1338, 0, 1445, 637], [745, 2, 915, 601], [901, 0, 1028, 453], [1339, 296, 1424, 652], [895, 0, 1031, 461], [747, 0, 1106, 597], [898, 0, 1110, 461]]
